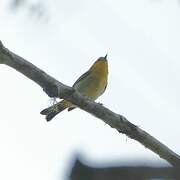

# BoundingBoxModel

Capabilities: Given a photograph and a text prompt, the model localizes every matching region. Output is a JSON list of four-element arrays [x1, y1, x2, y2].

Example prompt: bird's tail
[[40, 100, 70, 121]]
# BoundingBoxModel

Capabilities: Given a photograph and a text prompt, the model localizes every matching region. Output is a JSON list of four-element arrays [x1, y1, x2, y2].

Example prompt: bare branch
[[0, 40, 180, 166]]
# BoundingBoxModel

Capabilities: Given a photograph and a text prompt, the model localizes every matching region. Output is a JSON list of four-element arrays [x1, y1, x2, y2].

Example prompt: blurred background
[[0, 0, 180, 179]]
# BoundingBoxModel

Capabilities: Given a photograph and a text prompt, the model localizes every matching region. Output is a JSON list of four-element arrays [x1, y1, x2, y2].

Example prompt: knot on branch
[[118, 115, 138, 137]]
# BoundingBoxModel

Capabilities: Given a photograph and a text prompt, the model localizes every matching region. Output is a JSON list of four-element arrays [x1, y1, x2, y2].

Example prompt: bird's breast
[[74, 73, 107, 100]]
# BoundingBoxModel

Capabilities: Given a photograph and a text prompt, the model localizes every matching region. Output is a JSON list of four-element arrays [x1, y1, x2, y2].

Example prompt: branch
[[0, 41, 180, 167]]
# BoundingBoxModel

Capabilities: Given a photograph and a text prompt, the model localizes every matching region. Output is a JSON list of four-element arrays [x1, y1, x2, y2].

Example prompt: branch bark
[[0, 41, 180, 167]]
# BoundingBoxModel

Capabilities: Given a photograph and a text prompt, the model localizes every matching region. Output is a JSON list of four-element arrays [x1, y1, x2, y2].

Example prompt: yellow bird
[[40, 55, 108, 121]]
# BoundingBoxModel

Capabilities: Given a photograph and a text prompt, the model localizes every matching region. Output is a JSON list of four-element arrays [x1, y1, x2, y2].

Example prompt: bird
[[40, 55, 108, 121]]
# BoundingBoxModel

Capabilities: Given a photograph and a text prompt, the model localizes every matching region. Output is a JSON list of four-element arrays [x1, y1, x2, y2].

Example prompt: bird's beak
[[104, 54, 108, 60]]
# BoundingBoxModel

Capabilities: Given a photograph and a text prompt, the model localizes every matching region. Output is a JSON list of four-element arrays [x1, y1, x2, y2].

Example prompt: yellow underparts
[[63, 59, 108, 109]]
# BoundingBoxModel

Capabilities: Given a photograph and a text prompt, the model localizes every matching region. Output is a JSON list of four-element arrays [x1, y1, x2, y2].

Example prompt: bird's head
[[90, 54, 108, 74]]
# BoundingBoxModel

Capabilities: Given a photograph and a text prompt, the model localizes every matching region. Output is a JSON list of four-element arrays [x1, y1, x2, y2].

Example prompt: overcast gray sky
[[0, 0, 180, 179]]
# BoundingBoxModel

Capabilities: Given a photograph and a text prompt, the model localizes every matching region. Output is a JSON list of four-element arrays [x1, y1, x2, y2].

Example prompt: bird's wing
[[68, 72, 90, 112], [73, 70, 90, 87]]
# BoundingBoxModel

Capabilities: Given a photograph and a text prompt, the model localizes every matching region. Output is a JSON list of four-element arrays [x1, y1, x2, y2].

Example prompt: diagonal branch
[[0, 41, 180, 167]]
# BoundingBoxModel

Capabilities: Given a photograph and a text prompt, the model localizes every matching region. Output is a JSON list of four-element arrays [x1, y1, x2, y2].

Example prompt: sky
[[0, 0, 180, 179]]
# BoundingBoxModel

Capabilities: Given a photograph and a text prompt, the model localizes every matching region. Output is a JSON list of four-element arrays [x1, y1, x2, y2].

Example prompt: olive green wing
[[68, 71, 90, 112], [73, 70, 90, 87]]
